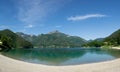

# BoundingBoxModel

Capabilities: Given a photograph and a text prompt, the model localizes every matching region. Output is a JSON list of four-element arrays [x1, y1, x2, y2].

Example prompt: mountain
[[83, 29, 120, 47], [104, 29, 120, 46], [95, 38, 104, 42], [1, 29, 119, 49], [17, 30, 86, 48], [16, 32, 37, 43], [0, 29, 33, 51]]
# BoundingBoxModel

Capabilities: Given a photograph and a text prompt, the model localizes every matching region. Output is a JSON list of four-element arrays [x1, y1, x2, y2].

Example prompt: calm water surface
[[2, 48, 120, 66]]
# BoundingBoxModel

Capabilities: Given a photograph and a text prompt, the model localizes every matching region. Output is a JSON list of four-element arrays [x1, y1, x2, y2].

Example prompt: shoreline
[[0, 54, 120, 72], [111, 47, 120, 50]]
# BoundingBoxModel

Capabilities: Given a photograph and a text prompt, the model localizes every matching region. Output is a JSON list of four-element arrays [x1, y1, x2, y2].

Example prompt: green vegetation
[[0, 28, 120, 50], [17, 30, 86, 48], [104, 29, 120, 46], [82, 40, 104, 47], [0, 29, 33, 51], [83, 29, 120, 47]]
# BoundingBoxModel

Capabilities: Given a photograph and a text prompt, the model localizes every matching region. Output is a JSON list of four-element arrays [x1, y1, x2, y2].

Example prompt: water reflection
[[103, 49, 120, 58], [2, 48, 120, 66]]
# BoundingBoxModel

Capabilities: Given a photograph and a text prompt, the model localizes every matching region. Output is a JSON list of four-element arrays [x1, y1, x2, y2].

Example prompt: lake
[[2, 48, 120, 66]]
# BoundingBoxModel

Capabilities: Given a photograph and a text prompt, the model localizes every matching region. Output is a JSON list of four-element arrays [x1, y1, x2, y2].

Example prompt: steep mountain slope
[[0, 29, 33, 51], [17, 30, 86, 48], [104, 29, 120, 46]]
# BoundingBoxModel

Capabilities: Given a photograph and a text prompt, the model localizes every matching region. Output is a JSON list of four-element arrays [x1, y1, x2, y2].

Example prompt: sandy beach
[[0, 54, 120, 72], [112, 47, 120, 50]]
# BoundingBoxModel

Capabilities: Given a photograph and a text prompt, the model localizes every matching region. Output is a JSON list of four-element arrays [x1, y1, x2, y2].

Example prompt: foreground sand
[[0, 54, 120, 72]]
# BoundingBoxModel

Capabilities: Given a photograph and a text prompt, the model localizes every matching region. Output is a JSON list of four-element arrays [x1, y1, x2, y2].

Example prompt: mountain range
[[0, 29, 33, 51], [0, 28, 120, 51], [83, 29, 120, 47], [104, 29, 120, 46], [16, 30, 86, 48]]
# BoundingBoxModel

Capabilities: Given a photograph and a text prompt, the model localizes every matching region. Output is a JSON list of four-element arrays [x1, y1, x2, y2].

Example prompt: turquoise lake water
[[2, 48, 120, 66]]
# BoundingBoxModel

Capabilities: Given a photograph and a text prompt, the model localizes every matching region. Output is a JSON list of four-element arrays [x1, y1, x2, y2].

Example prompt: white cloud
[[18, 0, 45, 24], [55, 25, 62, 28], [67, 14, 106, 21], [17, 0, 69, 27], [25, 24, 34, 28]]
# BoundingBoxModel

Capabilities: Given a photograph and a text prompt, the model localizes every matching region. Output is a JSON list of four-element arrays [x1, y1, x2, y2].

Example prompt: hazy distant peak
[[48, 30, 62, 34], [16, 32, 24, 35]]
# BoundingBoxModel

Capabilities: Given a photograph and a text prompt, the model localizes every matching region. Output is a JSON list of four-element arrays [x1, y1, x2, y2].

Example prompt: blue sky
[[0, 0, 120, 40]]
